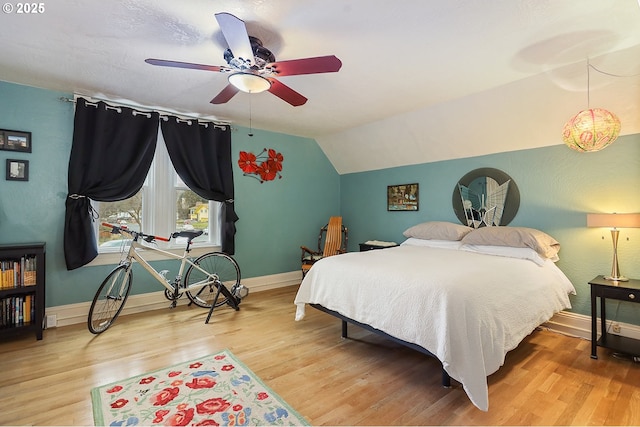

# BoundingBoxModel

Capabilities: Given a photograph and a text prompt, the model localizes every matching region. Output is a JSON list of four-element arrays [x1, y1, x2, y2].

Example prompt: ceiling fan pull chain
[[248, 93, 254, 137]]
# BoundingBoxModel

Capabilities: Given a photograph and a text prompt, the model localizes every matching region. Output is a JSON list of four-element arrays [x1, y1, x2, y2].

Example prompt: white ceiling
[[1, 0, 639, 174]]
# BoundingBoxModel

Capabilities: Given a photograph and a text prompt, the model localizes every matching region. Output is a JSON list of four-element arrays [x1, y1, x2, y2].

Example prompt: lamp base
[[605, 275, 629, 282]]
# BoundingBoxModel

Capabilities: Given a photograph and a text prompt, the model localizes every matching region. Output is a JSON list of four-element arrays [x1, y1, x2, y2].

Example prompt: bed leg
[[442, 369, 451, 388], [341, 320, 348, 338]]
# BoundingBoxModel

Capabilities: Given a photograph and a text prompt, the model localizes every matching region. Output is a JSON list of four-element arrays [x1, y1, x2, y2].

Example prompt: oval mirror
[[452, 168, 519, 227]]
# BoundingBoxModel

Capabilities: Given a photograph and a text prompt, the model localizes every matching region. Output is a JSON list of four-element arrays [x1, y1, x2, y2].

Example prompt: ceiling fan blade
[[268, 55, 342, 77], [210, 84, 240, 104], [145, 58, 228, 72], [215, 12, 254, 67], [267, 78, 307, 106]]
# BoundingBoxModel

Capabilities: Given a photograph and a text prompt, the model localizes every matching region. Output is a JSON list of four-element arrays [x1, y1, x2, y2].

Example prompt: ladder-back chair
[[300, 216, 348, 277]]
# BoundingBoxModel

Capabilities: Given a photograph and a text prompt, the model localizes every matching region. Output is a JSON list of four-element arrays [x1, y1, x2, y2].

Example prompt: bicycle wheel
[[88, 265, 132, 334], [185, 252, 240, 309]]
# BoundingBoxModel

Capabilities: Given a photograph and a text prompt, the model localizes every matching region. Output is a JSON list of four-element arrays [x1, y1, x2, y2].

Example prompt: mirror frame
[[452, 167, 520, 227]]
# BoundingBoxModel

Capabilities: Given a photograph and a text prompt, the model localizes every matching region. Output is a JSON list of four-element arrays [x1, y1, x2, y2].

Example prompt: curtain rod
[[59, 95, 233, 129]]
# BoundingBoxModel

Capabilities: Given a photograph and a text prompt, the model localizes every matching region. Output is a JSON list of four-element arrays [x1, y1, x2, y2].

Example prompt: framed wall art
[[0, 129, 32, 153], [6, 159, 29, 181], [387, 183, 419, 211]]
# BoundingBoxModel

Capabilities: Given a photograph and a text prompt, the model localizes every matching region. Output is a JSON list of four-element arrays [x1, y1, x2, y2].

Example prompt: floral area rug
[[91, 349, 308, 426]]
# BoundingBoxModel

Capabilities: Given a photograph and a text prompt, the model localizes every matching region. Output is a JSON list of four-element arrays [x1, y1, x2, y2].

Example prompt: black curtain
[[64, 98, 160, 270], [160, 117, 238, 254]]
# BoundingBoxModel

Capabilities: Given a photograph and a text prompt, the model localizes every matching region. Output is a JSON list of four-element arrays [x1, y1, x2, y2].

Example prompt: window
[[94, 131, 221, 257]]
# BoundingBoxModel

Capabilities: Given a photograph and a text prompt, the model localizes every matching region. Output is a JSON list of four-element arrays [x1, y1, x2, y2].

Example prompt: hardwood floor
[[1, 285, 639, 425]]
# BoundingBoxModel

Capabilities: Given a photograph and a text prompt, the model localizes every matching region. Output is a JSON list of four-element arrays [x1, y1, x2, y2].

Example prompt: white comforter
[[294, 244, 575, 411]]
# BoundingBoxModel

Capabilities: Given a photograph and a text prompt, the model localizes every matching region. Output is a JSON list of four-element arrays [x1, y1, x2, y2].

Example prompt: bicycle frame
[[124, 240, 200, 292], [107, 224, 220, 295]]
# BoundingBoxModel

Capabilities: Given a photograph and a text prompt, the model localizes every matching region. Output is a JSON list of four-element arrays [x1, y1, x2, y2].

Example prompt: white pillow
[[403, 221, 473, 241], [460, 226, 560, 259], [460, 244, 553, 266], [401, 237, 463, 250]]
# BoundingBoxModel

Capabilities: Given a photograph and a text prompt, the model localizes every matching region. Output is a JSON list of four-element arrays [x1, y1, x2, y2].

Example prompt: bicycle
[[87, 222, 248, 334]]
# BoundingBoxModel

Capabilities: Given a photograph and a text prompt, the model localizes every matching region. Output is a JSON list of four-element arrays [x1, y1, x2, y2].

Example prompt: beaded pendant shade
[[562, 60, 621, 152]]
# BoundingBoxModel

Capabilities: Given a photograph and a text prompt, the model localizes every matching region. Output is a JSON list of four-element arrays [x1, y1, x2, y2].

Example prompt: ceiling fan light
[[562, 108, 621, 152], [228, 73, 271, 93]]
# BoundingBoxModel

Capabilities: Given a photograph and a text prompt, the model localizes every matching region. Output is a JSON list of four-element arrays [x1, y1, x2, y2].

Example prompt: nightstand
[[590, 275, 640, 359], [359, 241, 399, 251]]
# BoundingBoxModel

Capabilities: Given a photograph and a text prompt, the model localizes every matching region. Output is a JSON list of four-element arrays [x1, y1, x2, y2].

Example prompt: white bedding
[[294, 243, 575, 411]]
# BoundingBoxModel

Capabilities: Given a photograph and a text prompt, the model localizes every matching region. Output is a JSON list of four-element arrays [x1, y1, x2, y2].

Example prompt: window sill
[[87, 244, 222, 267]]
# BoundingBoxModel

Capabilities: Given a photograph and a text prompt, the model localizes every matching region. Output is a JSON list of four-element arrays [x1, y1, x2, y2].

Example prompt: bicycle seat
[[171, 230, 204, 242]]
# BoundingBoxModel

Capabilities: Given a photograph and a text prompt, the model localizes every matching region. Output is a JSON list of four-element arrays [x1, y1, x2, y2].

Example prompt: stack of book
[[1, 295, 33, 327], [0, 255, 37, 328], [0, 255, 37, 289]]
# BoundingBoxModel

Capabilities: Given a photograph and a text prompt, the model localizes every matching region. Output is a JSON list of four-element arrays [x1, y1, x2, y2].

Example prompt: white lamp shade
[[228, 73, 271, 93], [587, 213, 640, 228]]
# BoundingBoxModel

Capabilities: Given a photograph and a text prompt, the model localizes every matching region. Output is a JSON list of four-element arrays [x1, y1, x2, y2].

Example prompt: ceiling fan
[[145, 12, 342, 106]]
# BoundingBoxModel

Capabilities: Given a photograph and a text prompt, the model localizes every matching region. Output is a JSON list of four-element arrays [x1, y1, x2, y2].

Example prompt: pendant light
[[562, 59, 621, 152]]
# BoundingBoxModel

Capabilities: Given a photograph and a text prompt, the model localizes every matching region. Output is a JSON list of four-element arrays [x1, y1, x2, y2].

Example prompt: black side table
[[590, 275, 640, 359], [359, 241, 399, 252]]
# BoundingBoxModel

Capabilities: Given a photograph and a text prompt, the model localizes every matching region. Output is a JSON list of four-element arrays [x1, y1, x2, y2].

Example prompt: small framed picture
[[387, 183, 419, 211], [0, 129, 32, 153], [6, 159, 29, 181]]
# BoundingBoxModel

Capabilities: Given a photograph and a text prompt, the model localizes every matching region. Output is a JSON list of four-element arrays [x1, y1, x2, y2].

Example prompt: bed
[[294, 222, 576, 411]]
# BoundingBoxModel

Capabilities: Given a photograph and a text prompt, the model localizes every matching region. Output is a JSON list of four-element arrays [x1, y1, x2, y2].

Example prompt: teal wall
[[0, 81, 340, 307], [0, 82, 76, 307], [341, 136, 640, 324], [2, 79, 639, 326], [231, 127, 340, 278]]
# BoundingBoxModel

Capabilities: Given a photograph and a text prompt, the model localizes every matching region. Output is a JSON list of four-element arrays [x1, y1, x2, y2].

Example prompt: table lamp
[[587, 213, 640, 281]]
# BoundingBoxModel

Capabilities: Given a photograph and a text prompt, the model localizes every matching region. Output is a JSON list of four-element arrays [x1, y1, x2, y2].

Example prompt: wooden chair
[[300, 216, 348, 277]]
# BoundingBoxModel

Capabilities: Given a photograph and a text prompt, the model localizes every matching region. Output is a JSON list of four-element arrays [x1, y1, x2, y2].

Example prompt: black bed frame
[[310, 303, 451, 388]]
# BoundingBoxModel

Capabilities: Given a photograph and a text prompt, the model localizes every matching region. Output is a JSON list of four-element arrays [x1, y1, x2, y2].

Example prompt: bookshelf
[[0, 242, 45, 340]]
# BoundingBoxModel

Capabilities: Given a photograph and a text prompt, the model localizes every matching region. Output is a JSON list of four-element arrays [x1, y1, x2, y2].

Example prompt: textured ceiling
[[1, 0, 639, 173]]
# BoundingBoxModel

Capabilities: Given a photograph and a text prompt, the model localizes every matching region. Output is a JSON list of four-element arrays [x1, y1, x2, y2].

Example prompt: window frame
[[89, 130, 222, 266]]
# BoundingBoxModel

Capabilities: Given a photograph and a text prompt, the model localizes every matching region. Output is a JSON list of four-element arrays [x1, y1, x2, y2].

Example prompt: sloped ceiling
[[0, 0, 639, 174]]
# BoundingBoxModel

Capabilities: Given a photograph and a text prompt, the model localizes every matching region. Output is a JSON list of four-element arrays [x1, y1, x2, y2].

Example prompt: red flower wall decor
[[238, 148, 284, 183]]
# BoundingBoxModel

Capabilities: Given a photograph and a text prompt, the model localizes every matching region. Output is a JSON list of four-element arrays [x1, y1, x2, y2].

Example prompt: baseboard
[[46, 273, 640, 342], [46, 270, 302, 328], [543, 311, 640, 341]]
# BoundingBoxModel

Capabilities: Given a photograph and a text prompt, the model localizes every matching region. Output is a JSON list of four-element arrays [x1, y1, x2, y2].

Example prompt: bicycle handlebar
[[101, 222, 170, 242]]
